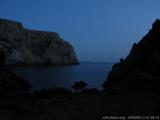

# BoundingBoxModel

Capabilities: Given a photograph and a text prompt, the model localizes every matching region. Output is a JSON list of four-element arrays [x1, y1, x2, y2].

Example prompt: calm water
[[11, 63, 113, 90]]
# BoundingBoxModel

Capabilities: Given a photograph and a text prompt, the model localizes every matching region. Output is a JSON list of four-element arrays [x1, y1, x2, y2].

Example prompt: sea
[[10, 63, 113, 91]]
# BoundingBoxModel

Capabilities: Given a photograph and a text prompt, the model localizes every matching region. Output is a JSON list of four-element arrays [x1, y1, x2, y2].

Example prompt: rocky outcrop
[[0, 68, 31, 95], [0, 18, 79, 65], [0, 50, 31, 95], [103, 19, 160, 93]]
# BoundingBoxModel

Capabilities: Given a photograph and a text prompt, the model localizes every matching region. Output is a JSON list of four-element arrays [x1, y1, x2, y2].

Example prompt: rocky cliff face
[[103, 19, 160, 93], [0, 18, 79, 65]]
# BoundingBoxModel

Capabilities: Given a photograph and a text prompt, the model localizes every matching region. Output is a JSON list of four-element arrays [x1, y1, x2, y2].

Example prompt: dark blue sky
[[0, 0, 160, 62]]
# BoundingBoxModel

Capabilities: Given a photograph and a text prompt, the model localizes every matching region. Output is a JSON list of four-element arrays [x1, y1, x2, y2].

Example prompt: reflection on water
[[10, 63, 113, 90]]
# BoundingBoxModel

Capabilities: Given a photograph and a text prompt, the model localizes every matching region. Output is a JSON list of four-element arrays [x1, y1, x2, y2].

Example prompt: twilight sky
[[0, 0, 160, 62]]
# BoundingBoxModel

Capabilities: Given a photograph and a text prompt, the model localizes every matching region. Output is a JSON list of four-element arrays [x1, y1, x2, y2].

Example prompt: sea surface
[[10, 63, 113, 91]]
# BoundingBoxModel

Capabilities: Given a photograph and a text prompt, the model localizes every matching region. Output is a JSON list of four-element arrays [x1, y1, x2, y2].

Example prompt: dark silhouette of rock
[[0, 69, 31, 96], [0, 18, 79, 65], [72, 81, 88, 92], [103, 19, 160, 93], [0, 48, 31, 96]]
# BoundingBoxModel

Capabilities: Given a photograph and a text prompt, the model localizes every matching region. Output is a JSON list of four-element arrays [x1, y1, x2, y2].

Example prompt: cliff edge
[[0, 18, 79, 65], [103, 19, 160, 93]]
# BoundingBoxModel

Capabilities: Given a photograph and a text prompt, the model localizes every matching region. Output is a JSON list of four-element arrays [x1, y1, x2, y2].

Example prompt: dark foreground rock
[[0, 49, 31, 96], [103, 19, 160, 93], [0, 18, 79, 65], [0, 68, 31, 96]]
